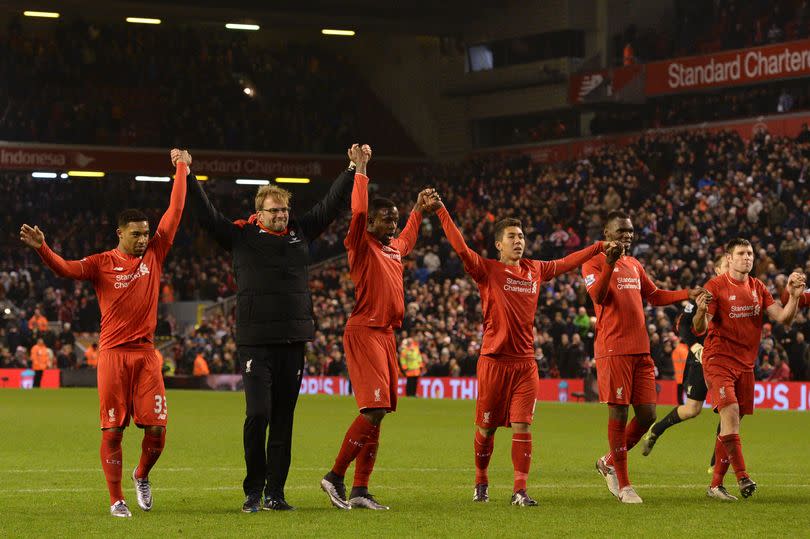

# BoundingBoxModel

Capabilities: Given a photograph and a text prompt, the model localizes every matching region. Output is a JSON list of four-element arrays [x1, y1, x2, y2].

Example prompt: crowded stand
[[5, 127, 810, 383], [0, 18, 419, 155]]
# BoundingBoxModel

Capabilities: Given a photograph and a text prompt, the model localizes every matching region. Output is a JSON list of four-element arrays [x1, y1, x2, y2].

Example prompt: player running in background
[[694, 238, 804, 500], [320, 144, 435, 511], [434, 196, 611, 506], [584, 210, 703, 504], [641, 255, 728, 458], [19, 150, 188, 518]]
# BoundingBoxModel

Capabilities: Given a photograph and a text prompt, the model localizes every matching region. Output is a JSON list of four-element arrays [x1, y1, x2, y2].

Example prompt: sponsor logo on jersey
[[729, 295, 736, 300], [584, 274, 596, 287], [113, 262, 151, 289], [113, 267, 124, 271]]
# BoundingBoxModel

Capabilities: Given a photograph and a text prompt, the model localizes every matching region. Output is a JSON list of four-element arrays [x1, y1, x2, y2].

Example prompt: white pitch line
[[3, 483, 810, 495]]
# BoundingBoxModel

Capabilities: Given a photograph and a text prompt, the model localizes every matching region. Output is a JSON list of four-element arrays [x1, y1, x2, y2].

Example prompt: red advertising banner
[[646, 38, 810, 96], [297, 376, 810, 411], [0, 142, 423, 180], [0, 368, 60, 388]]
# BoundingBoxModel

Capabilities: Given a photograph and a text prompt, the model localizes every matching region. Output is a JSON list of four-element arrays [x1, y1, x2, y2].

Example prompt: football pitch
[[1, 389, 808, 538]]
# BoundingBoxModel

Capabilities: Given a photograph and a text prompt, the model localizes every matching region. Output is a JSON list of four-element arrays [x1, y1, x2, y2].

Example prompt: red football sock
[[607, 417, 630, 488], [353, 423, 380, 488], [474, 430, 494, 485], [511, 432, 532, 493], [100, 430, 124, 505], [711, 436, 731, 488], [624, 417, 646, 452], [720, 433, 747, 480], [331, 415, 376, 477], [136, 429, 166, 480]]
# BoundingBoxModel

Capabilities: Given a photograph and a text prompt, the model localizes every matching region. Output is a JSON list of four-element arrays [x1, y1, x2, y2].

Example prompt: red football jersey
[[345, 173, 421, 329], [582, 253, 688, 358], [437, 206, 602, 360], [36, 163, 187, 350], [703, 273, 774, 370]]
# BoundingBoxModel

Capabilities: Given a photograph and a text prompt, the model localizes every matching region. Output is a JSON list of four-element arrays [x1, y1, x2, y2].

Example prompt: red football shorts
[[97, 347, 167, 429], [596, 354, 657, 405], [476, 356, 538, 428], [704, 361, 755, 416], [344, 326, 399, 412]]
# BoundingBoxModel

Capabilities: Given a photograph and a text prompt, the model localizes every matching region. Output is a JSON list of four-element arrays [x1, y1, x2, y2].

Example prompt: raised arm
[[180, 152, 238, 251], [20, 225, 97, 281], [391, 189, 433, 257], [768, 272, 806, 325], [298, 147, 357, 240], [435, 203, 486, 281], [344, 144, 371, 253], [641, 264, 699, 306], [541, 241, 604, 279], [155, 158, 188, 246]]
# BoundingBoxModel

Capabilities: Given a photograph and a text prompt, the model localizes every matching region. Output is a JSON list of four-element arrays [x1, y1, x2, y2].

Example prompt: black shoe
[[473, 483, 489, 502], [263, 496, 295, 511], [242, 493, 262, 513], [738, 476, 757, 498]]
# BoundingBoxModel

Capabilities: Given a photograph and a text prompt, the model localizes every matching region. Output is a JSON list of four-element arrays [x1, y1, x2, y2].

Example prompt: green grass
[[1, 389, 809, 538]]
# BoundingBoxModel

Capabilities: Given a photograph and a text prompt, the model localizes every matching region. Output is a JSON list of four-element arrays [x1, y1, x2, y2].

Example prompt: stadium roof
[[5, 0, 497, 35]]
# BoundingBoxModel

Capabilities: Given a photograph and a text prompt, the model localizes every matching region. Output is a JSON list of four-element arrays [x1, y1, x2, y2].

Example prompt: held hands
[[687, 286, 707, 302], [347, 144, 372, 175], [170, 148, 192, 167], [415, 188, 442, 214], [604, 241, 624, 265], [694, 290, 712, 312], [787, 271, 807, 298], [20, 224, 45, 249]]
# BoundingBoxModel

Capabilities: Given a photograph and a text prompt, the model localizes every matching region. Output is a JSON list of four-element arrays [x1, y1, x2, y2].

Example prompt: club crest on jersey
[[483, 411, 491, 424], [245, 359, 253, 373], [374, 388, 382, 402], [139, 262, 150, 275], [616, 387, 624, 399], [108, 408, 116, 422], [719, 387, 726, 399]]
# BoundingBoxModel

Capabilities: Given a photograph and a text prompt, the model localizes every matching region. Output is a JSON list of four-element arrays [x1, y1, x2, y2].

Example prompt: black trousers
[[239, 343, 304, 499], [405, 376, 418, 396]]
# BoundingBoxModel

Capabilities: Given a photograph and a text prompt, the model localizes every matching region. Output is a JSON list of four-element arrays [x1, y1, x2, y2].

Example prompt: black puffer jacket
[[186, 167, 354, 345]]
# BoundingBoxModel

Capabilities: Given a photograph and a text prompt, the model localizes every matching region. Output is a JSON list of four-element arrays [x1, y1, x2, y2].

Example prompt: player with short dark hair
[[584, 210, 704, 503], [320, 145, 435, 511], [19, 150, 188, 518], [695, 238, 805, 500], [434, 202, 609, 506]]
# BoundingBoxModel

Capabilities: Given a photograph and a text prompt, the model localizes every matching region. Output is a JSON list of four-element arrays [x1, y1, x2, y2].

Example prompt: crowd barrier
[[3, 369, 808, 411]]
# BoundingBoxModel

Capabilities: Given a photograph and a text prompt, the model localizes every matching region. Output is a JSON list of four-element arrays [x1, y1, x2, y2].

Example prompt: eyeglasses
[[260, 207, 290, 215]]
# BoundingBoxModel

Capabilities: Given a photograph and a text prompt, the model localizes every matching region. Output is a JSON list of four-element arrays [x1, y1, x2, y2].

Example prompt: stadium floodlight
[[236, 178, 269, 185], [31, 172, 58, 179], [226, 23, 260, 31], [135, 176, 170, 182], [67, 170, 105, 178], [24, 11, 60, 18], [275, 177, 310, 184], [322, 29, 355, 36], [126, 17, 161, 25]]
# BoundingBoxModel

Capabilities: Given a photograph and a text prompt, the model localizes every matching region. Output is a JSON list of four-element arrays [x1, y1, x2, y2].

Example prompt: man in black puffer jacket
[[180, 147, 357, 513]]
